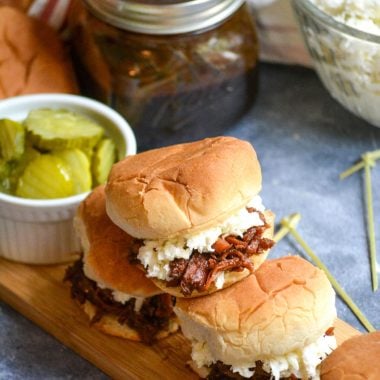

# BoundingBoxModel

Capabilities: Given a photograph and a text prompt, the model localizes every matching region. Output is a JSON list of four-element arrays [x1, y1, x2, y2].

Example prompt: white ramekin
[[0, 94, 137, 264]]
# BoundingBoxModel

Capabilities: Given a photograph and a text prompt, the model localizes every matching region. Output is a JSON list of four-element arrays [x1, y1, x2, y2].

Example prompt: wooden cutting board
[[0, 257, 361, 379]]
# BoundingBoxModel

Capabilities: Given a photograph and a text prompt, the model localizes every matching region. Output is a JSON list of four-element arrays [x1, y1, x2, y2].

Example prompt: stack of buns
[[66, 136, 338, 378]]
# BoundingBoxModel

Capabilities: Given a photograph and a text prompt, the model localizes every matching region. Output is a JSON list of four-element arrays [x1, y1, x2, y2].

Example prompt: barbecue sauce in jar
[[68, 0, 259, 150]]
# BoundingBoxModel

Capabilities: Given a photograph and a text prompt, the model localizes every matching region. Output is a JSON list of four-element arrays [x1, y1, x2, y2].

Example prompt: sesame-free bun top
[[0, 6, 78, 98], [175, 256, 336, 367], [105, 137, 262, 240], [74, 185, 162, 297], [320, 332, 380, 380]]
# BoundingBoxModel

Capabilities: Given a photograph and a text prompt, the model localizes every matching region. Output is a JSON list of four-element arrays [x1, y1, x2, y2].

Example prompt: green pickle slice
[[92, 138, 116, 185], [0, 159, 12, 194], [0, 119, 25, 160], [53, 149, 92, 194], [25, 109, 104, 151], [16, 154, 75, 199], [0, 108, 119, 199], [5, 147, 41, 194]]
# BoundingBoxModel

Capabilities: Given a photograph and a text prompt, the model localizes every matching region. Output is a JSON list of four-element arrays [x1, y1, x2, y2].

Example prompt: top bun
[[0, 7, 78, 98], [75, 185, 162, 297], [106, 137, 262, 239], [175, 256, 336, 370], [320, 332, 380, 380]]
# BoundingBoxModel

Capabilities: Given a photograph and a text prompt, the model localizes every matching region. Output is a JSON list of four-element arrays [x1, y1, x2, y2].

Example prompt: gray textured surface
[[1, 63, 379, 378]]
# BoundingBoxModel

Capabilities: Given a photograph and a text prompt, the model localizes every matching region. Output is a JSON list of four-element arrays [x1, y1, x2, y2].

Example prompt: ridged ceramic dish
[[0, 93, 137, 264]]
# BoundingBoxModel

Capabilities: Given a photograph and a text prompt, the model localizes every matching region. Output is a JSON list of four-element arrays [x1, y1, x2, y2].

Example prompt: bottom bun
[[152, 268, 252, 299], [188, 360, 210, 379], [80, 300, 179, 342], [320, 332, 380, 380]]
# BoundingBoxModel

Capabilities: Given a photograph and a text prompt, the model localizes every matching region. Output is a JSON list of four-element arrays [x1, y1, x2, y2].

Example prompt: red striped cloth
[[28, 0, 70, 30]]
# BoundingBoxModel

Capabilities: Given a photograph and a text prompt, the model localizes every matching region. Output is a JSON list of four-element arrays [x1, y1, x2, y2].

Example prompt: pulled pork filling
[[207, 362, 297, 380], [64, 259, 175, 344], [131, 210, 274, 296]]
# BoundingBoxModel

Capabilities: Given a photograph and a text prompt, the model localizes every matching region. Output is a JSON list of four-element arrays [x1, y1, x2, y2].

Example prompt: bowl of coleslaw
[[292, 0, 380, 127]]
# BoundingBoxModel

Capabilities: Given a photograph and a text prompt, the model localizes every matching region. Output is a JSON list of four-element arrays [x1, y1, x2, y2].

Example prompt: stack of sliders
[[66, 136, 338, 379], [66, 136, 275, 342], [64, 185, 179, 344]]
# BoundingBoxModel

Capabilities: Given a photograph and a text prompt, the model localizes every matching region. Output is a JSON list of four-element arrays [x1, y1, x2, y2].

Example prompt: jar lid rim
[[83, 0, 245, 34]]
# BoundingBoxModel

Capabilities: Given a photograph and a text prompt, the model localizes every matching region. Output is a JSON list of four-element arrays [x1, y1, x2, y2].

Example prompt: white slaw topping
[[137, 195, 266, 281]]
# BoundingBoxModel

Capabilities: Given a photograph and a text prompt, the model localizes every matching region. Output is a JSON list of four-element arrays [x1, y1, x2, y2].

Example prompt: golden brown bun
[[175, 256, 336, 367], [80, 301, 179, 342], [0, 1, 33, 11], [320, 332, 380, 380], [75, 185, 162, 297], [106, 137, 262, 239], [0, 7, 78, 98], [152, 210, 275, 298], [188, 361, 211, 379]]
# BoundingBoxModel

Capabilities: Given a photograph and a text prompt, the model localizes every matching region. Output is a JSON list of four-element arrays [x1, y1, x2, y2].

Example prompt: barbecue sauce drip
[[131, 210, 274, 296], [64, 259, 175, 344]]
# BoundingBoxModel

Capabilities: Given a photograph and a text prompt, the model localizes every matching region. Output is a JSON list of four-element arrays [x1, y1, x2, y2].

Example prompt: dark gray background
[[1, 63, 379, 379]]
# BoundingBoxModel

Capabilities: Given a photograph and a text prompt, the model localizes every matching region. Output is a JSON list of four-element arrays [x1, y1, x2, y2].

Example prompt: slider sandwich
[[174, 256, 337, 379], [105, 136, 275, 297], [320, 331, 380, 379], [64, 185, 178, 344]]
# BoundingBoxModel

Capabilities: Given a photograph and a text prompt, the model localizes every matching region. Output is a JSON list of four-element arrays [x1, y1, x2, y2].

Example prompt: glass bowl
[[292, 0, 380, 127]]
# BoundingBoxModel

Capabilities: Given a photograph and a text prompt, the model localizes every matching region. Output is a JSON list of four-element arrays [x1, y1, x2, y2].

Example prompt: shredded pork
[[64, 259, 175, 344], [207, 361, 298, 380], [131, 209, 274, 296]]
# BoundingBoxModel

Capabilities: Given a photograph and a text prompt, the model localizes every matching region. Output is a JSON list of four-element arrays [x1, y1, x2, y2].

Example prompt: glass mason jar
[[68, 0, 259, 150]]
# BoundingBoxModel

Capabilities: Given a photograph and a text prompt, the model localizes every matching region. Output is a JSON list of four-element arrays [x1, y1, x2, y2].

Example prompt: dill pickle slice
[[2, 147, 41, 195], [0, 159, 10, 178], [0, 119, 25, 160], [16, 154, 74, 199], [25, 109, 104, 151], [92, 138, 116, 185], [80, 146, 94, 161], [53, 149, 92, 194], [0, 159, 12, 194], [13, 146, 40, 174]]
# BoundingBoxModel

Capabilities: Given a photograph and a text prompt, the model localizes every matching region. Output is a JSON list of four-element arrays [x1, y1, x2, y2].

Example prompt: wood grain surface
[[0, 257, 361, 379]]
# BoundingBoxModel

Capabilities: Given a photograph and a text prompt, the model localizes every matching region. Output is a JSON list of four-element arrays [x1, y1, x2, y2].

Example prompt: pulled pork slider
[[320, 331, 380, 380], [64, 185, 178, 344], [174, 256, 337, 379], [105, 136, 275, 298]]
